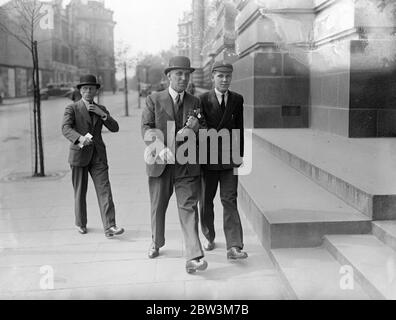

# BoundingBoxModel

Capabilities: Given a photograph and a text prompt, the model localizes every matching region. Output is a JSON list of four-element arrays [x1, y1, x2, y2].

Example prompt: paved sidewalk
[[0, 96, 32, 107], [0, 95, 286, 299]]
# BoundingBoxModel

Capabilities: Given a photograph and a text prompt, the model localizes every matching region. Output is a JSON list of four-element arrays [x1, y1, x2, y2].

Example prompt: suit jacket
[[141, 89, 204, 178], [61, 99, 119, 167], [199, 89, 244, 170]]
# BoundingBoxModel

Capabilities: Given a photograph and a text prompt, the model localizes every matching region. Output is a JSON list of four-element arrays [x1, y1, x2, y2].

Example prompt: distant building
[[0, 0, 115, 98], [67, 0, 116, 91], [178, 0, 239, 89], [179, 0, 396, 138], [178, 11, 193, 59]]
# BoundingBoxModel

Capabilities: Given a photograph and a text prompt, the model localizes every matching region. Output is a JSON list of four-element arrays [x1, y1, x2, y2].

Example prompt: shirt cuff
[[101, 115, 108, 121]]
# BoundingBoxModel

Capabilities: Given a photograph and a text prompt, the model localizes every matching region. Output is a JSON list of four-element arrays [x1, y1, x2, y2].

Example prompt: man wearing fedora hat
[[141, 56, 208, 274], [62, 74, 124, 238], [198, 61, 248, 260]]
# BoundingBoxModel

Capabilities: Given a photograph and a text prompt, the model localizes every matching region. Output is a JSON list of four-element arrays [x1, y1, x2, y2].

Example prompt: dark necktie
[[220, 94, 226, 114], [175, 94, 184, 130], [88, 101, 95, 123]]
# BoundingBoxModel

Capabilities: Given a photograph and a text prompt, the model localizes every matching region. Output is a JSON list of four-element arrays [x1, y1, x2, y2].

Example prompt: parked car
[[39, 83, 75, 100]]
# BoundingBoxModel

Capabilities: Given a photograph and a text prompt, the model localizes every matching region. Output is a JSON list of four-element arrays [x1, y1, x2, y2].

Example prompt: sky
[[0, 0, 192, 55], [106, 0, 192, 55]]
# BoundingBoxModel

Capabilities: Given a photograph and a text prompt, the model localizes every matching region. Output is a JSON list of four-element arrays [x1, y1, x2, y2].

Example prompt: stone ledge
[[253, 129, 396, 219], [238, 133, 371, 250], [324, 234, 396, 300], [270, 246, 370, 299]]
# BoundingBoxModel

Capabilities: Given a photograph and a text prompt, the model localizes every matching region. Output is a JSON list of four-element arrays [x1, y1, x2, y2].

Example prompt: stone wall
[[311, 0, 396, 137], [233, 0, 396, 137], [233, 0, 312, 129]]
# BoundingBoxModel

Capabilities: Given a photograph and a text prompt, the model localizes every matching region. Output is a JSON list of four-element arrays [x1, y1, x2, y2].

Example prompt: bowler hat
[[212, 61, 233, 73], [76, 74, 101, 89], [164, 56, 195, 75]]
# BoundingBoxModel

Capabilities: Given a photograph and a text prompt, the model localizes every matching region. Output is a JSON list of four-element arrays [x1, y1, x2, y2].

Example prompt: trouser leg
[[71, 165, 89, 227], [219, 169, 243, 250], [199, 168, 219, 242], [89, 152, 116, 231], [175, 175, 204, 261], [148, 166, 174, 248]]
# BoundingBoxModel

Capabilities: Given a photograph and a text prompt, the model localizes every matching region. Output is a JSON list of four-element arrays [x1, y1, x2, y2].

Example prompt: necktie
[[175, 94, 182, 111], [88, 101, 95, 123], [175, 93, 184, 130], [220, 94, 226, 114]]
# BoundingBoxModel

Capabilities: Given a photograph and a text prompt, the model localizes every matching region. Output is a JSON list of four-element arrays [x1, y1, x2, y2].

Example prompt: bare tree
[[378, 0, 396, 13], [0, 0, 47, 177], [115, 41, 136, 114], [80, 39, 108, 104]]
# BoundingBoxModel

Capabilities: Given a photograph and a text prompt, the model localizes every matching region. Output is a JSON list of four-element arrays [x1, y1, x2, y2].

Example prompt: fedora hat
[[76, 74, 101, 89], [164, 56, 195, 75]]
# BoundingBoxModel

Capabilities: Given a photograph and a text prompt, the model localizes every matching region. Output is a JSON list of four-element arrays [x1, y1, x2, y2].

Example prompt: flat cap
[[211, 61, 233, 73]]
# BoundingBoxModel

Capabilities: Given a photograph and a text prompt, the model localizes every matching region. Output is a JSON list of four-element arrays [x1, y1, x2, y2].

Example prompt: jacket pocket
[[70, 144, 81, 151]]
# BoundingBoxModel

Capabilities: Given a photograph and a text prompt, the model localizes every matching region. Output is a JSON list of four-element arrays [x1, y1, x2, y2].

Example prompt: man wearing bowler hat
[[62, 74, 124, 238], [199, 61, 248, 260], [141, 56, 208, 274]]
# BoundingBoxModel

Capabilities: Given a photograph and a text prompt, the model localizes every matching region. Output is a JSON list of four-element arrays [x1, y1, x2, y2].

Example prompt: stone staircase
[[239, 129, 396, 299]]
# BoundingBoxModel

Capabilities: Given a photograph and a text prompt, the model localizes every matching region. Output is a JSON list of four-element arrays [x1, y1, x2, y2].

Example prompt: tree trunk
[[31, 47, 38, 176], [33, 41, 45, 176], [124, 62, 129, 116]]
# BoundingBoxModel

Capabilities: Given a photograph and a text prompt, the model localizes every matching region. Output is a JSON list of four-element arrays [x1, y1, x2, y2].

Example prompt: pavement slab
[[0, 93, 286, 300]]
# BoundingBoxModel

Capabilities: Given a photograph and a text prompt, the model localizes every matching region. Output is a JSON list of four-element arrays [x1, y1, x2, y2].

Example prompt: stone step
[[324, 234, 396, 300], [238, 133, 371, 249], [270, 247, 370, 299], [372, 221, 396, 252], [252, 129, 396, 220]]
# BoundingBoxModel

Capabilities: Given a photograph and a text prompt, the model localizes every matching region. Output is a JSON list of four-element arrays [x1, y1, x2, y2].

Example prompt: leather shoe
[[203, 239, 215, 251], [227, 247, 248, 260], [105, 226, 124, 238], [185, 258, 208, 274], [148, 243, 159, 259], [76, 226, 87, 234]]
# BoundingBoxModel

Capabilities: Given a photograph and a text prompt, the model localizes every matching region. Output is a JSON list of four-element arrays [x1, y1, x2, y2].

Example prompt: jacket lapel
[[182, 92, 195, 124], [217, 91, 236, 130], [78, 100, 92, 126], [208, 90, 223, 125], [160, 90, 175, 119], [92, 102, 100, 127]]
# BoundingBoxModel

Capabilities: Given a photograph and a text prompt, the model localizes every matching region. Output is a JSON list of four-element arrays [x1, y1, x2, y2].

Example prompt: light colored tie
[[175, 93, 183, 114]]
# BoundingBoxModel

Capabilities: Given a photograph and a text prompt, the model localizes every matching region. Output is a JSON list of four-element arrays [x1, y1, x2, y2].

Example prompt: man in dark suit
[[199, 61, 248, 260], [141, 56, 208, 274], [62, 74, 124, 238]]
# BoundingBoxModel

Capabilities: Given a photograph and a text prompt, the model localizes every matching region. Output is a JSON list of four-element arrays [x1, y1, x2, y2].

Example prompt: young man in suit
[[62, 74, 124, 238], [141, 56, 208, 274], [199, 61, 248, 260]]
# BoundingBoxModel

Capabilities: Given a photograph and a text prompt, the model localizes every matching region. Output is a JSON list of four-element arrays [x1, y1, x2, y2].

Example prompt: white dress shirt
[[81, 97, 93, 111], [82, 98, 107, 121], [214, 88, 229, 106], [168, 86, 185, 104]]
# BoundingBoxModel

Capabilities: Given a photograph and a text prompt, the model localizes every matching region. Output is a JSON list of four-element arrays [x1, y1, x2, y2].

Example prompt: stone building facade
[[67, 0, 116, 91], [0, 0, 116, 98], [178, 0, 240, 88], [179, 0, 396, 138]]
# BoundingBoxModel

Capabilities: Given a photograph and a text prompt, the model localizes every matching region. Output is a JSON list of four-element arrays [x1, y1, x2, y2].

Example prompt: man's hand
[[186, 116, 199, 132], [78, 135, 93, 147], [88, 104, 107, 119], [158, 147, 175, 163]]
